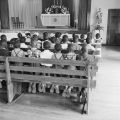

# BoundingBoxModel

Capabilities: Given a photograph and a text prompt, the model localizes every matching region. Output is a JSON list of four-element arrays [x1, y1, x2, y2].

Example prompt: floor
[[0, 46, 120, 120]]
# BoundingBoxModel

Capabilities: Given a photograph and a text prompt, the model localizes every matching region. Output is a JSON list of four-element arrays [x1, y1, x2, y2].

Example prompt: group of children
[[0, 31, 101, 113]]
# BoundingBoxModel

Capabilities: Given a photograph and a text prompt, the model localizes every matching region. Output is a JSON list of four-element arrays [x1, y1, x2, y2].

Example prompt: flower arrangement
[[45, 5, 69, 14]]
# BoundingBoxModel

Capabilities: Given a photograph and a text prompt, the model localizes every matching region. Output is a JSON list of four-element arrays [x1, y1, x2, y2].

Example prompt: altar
[[41, 14, 70, 27]]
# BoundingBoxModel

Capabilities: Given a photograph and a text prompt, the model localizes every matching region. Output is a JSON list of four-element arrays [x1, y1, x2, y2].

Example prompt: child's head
[[20, 37, 26, 43], [62, 35, 68, 43], [55, 44, 62, 52], [73, 35, 79, 43], [17, 32, 22, 39], [1, 34, 7, 42], [43, 41, 51, 50], [43, 32, 49, 40], [95, 33, 100, 39], [32, 34, 38, 41], [55, 32, 61, 38], [50, 37, 56, 43], [14, 40, 20, 48], [86, 37, 92, 44], [81, 46, 87, 56], [25, 32, 31, 38], [80, 34, 85, 39], [67, 44, 74, 52], [31, 40, 37, 48], [0, 40, 7, 49], [87, 32, 92, 39]]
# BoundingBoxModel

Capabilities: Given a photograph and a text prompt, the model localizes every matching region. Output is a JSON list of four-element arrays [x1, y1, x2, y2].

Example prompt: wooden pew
[[0, 57, 6, 88], [0, 57, 96, 113]]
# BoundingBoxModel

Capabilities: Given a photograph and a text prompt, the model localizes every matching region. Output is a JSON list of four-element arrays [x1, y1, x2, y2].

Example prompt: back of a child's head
[[14, 40, 20, 48], [1, 34, 7, 41], [43, 32, 48, 40], [73, 35, 79, 43], [25, 32, 31, 37], [0, 40, 7, 49], [17, 32, 22, 38], [86, 37, 92, 44], [62, 35, 68, 43], [87, 32, 92, 39], [67, 44, 74, 52], [81, 46, 87, 55], [55, 32, 61, 38], [50, 37, 56, 43], [96, 33, 100, 39], [43, 41, 51, 50], [80, 34, 85, 39], [20, 37, 26, 43], [55, 44, 62, 52]]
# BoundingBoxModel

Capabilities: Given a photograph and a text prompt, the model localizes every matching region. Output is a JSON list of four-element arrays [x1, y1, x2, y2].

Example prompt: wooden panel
[[11, 73, 88, 87], [9, 66, 87, 76], [6, 58, 14, 103], [8, 57, 86, 67]]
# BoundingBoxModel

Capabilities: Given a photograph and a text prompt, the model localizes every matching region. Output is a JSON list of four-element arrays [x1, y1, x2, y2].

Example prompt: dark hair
[[55, 32, 61, 38], [43, 41, 51, 50], [1, 34, 7, 41], [14, 40, 20, 48], [17, 33, 22, 38], [86, 37, 92, 44], [20, 37, 26, 43], [50, 37, 56, 43], [0, 40, 7, 49], [43, 32, 48, 40], [62, 35, 68, 43], [25, 33, 31, 37], [67, 44, 74, 52], [73, 35, 79, 43], [55, 44, 62, 52], [96, 33, 100, 39], [80, 34, 85, 39]]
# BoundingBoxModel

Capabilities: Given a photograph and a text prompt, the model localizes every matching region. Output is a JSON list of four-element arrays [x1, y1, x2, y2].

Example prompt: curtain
[[78, 0, 91, 32], [0, 0, 10, 29], [8, 0, 42, 29]]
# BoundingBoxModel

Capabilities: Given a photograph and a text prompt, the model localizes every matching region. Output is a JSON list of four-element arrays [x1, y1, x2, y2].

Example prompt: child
[[86, 37, 95, 53], [38, 41, 54, 93], [80, 34, 86, 43], [61, 35, 69, 50], [72, 35, 82, 51], [52, 44, 63, 61], [20, 37, 28, 50], [0, 40, 9, 56], [55, 32, 62, 44], [94, 33, 102, 43], [64, 44, 76, 62], [50, 44, 64, 94], [27, 40, 41, 58], [25, 31, 31, 45], [11, 40, 25, 57], [11, 40, 25, 95], [0, 34, 7, 42]]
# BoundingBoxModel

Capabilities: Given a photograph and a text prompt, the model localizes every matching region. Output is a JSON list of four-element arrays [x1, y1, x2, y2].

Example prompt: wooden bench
[[0, 56, 97, 114]]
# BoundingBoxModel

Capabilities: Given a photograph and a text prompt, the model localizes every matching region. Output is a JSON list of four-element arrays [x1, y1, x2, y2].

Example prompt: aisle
[[0, 46, 120, 120], [88, 46, 120, 119]]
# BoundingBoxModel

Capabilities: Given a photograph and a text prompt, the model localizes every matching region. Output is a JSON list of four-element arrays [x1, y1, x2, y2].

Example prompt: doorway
[[107, 9, 120, 45]]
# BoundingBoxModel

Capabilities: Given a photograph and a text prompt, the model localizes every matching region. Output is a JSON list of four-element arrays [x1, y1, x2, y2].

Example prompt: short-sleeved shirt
[[40, 50, 54, 67], [27, 48, 41, 58], [11, 48, 25, 57]]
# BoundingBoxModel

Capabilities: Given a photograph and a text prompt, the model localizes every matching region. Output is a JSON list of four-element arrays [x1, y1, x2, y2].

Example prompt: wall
[[90, 0, 120, 44], [8, 0, 42, 29]]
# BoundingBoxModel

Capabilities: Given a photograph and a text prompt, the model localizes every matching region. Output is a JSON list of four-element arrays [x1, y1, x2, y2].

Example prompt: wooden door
[[107, 9, 120, 45]]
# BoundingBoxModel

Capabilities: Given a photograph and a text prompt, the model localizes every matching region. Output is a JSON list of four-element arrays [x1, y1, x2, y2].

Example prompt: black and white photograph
[[0, 0, 120, 120]]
